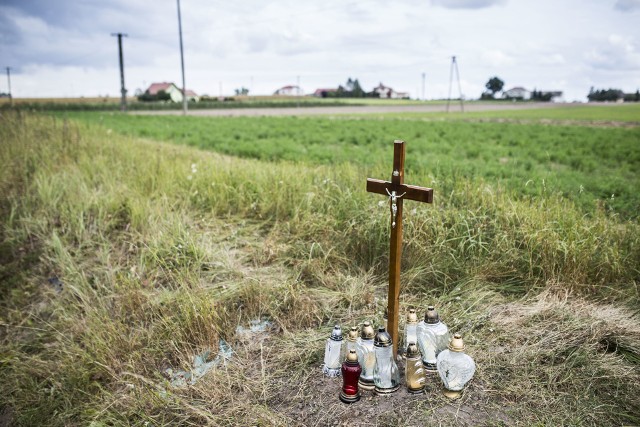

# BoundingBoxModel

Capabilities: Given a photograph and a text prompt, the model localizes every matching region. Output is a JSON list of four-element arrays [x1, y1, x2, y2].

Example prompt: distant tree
[[485, 77, 505, 98], [234, 87, 249, 96], [587, 88, 624, 102], [351, 79, 364, 97]]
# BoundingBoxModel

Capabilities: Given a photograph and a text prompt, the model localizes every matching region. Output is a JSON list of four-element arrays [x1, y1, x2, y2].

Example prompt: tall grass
[[1, 112, 639, 425]]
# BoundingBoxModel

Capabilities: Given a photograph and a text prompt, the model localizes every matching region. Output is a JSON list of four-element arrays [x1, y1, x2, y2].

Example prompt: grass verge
[[0, 112, 639, 426]]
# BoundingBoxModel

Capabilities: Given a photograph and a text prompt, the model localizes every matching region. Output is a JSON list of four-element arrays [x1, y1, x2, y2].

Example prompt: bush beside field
[[1, 112, 639, 425]]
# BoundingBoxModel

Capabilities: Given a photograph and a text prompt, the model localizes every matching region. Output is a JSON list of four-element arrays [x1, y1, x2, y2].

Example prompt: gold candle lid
[[406, 342, 420, 358], [347, 326, 359, 342], [374, 327, 392, 348], [360, 321, 375, 340], [425, 305, 440, 324], [346, 349, 358, 362], [449, 333, 465, 352], [406, 308, 418, 324]]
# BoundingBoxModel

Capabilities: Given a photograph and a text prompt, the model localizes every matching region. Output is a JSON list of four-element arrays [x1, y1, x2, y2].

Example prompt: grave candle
[[405, 342, 426, 394], [356, 321, 376, 391], [339, 349, 362, 403], [373, 327, 400, 394], [436, 333, 476, 399], [403, 308, 418, 356], [346, 326, 358, 354], [323, 324, 344, 377], [416, 306, 450, 371]]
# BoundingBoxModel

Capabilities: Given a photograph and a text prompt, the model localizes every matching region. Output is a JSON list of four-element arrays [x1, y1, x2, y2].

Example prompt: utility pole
[[421, 72, 425, 101], [6, 67, 12, 105], [111, 33, 128, 112], [446, 56, 464, 113], [177, 0, 187, 115]]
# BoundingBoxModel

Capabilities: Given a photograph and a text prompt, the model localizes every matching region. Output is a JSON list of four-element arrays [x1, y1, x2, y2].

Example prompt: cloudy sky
[[1, 0, 639, 101]]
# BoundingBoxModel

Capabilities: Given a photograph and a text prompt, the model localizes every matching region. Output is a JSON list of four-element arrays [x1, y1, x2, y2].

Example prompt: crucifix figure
[[366, 140, 433, 357]]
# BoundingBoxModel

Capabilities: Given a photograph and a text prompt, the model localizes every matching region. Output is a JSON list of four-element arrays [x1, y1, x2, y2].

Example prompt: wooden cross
[[366, 140, 433, 357]]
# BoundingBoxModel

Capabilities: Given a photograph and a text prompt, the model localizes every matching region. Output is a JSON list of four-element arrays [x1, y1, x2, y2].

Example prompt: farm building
[[502, 87, 531, 100], [144, 82, 199, 102], [312, 88, 338, 98], [373, 83, 409, 99], [273, 85, 303, 96]]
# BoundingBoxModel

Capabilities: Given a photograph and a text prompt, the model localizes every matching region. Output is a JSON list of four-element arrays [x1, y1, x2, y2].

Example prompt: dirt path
[[132, 102, 566, 117]]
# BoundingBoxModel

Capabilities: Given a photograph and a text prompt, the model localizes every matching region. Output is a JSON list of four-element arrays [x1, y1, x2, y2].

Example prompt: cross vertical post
[[366, 140, 433, 357]]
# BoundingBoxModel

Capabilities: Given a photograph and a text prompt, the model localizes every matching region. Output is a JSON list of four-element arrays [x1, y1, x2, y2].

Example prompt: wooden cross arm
[[366, 178, 433, 204]]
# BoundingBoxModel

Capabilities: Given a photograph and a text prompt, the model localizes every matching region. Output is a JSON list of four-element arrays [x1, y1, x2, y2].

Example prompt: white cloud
[[480, 50, 515, 67], [585, 34, 640, 70], [430, 0, 506, 9], [614, 0, 640, 11]]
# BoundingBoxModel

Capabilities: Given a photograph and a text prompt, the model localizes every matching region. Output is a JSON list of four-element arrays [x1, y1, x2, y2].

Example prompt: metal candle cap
[[425, 306, 440, 324], [330, 324, 343, 341], [449, 333, 465, 352], [374, 327, 392, 347], [360, 321, 375, 340], [347, 326, 359, 342], [346, 349, 358, 363], [406, 308, 418, 324], [406, 342, 421, 358]]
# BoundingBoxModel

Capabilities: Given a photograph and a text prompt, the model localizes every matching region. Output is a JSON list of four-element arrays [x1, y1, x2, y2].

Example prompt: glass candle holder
[[323, 324, 344, 377], [346, 326, 358, 354], [403, 308, 418, 356], [405, 342, 426, 394], [356, 321, 376, 391], [373, 327, 400, 394], [339, 349, 362, 403], [436, 333, 476, 399], [417, 306, 450, 371]]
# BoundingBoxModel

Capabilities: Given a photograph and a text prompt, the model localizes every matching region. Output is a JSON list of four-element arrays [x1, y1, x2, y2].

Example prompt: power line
[[110, 32, 128, 112], [446, 56, 464, 113]]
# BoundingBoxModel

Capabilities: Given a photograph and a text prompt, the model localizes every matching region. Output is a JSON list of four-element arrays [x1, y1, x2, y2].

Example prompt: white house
[[273, 85, 303, 96], [145, 82, 199, 102], [373, 83, 409, 99], [502, 87, 531, 100]]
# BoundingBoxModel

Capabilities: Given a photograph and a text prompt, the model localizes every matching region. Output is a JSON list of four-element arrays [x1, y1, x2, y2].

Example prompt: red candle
[[340, 349, 362, 403]]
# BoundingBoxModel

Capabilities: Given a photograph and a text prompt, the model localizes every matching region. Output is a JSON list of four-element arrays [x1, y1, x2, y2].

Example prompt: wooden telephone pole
[[111, 33, 128, 112]]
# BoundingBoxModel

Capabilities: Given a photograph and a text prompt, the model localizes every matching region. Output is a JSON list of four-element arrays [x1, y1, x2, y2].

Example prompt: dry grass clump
[[1, 112, 639, 426]]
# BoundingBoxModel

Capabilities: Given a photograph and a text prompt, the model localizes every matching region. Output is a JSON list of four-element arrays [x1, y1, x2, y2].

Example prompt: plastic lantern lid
[[330, 324, 343, 341], [346, 349, 358, 362], [449, 333, 465, 352], [347, 326, 359, 342], [374, 327, 392, 347], [406, 308, 418, 324], [406, 342, 421, 358], [424, 306, 440, 324], [360, 321, 375, 340]]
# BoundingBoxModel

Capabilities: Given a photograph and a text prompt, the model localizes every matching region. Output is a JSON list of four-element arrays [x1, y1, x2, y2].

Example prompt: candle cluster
[[322, 306, 476, 402]]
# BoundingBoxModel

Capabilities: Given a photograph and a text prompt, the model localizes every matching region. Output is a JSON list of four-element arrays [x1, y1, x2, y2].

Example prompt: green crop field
[[1, 109, 639, 426], [66, 109, 640, 219]]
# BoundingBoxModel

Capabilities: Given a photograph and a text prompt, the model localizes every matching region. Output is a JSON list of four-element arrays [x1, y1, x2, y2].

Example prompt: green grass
[[1, 113, 639, 426], [441, 103, 640, 122], [64, 112, 640, 219]]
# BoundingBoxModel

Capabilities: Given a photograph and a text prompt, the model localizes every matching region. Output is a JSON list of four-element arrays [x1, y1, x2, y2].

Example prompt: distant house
[[144, 82, 199, 102], [502, 87, 531, 100], [313, 88, 338, 98], [373, 83, 408, 99], [274, 85, 303, 96]]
